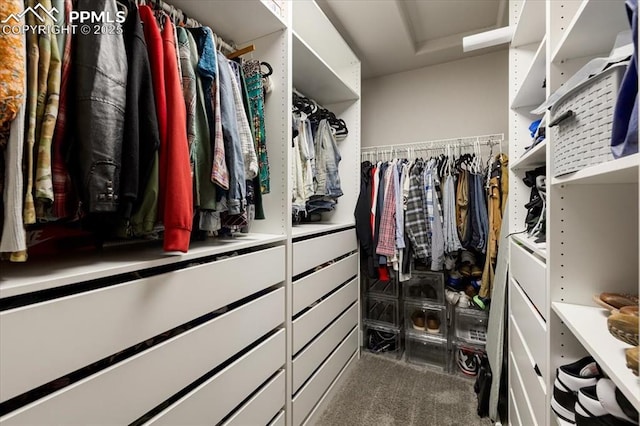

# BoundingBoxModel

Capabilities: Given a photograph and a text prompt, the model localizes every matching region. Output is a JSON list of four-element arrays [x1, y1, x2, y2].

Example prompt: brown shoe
[[625, 346, 638, 376], [617, 305, 639, 316], [607, 312, 639, 346], [594, 293, 639, 311], [426, 314, 441, 334], [411, 311, 425, 331], [471, 265, 483, 278]]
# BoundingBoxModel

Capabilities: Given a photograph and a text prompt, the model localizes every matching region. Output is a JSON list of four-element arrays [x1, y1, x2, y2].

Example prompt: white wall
[[361, 50, 508, 148]]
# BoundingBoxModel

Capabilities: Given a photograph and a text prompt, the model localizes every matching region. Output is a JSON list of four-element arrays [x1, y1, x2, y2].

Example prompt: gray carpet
[[317, 353, 491, 426]]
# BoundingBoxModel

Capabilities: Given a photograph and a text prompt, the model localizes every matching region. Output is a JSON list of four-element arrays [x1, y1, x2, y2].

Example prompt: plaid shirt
[[227, 59, 258, 180], [210, 37, 229, 190], [51, 0, 76, 220], [376, 163, 396, 257], [404, 161, 430, 260]]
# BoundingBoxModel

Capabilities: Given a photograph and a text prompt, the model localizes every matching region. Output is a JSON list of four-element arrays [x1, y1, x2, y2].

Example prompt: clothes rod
[[360, 133, 504, 152], [153, 0, 236, 53]]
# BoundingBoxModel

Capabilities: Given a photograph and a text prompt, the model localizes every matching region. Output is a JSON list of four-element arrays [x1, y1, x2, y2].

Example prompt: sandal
[[593, 293, 639, 311]]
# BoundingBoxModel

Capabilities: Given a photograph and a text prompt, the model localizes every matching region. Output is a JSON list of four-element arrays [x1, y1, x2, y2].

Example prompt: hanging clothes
[[160, 17, 193, 252], [243, 59, 270, 194]]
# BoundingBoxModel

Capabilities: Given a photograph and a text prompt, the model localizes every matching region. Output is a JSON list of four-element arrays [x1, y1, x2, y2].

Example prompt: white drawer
[[293, 303, 358, 393], [147, 330, 285, 425], [222, 370, 285, 426], [0, 246, 285, 403], [510, 318, 546, 426], [269, 411, 285, 426], [509, 388, 523, 426], [510, 278, 548, 379], [293, 253, 358, 315], [292, 328, 358, 426], [509, 351, 538, 426], [0, 289, 285, 426], [292, 229, 357, 276], [292, 278, 358, 354], [510, 240, 547, 317]]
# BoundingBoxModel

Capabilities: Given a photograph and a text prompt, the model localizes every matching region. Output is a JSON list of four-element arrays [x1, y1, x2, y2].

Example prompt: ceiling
[[316, 0, 509, 79]]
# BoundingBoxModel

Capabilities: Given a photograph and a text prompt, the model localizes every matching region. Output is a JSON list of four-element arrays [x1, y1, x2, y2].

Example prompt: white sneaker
[[575, 379, 638, 425], [551, 356, 601, 423]]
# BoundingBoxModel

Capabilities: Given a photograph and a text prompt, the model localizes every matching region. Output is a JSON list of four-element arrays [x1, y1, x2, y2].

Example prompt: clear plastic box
[[451, 340, 487, 378], [454, 306, 489, 345], [404, 301, 447, 339], [363, 273, 399, 298], [405, 333, 448, 371], [402, 271, 445, 303], [363, 322, 402, 359], [364, 295, 401, 327]]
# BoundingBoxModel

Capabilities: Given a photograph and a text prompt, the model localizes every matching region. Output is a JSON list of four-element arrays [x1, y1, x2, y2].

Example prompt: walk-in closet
[[0, 1, 638, 425]]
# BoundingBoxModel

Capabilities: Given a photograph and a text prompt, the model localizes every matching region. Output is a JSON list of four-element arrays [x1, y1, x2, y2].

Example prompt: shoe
[[464, 284, 477, 298], [551, 356, 602, 423], [575, 379, 638, 425], [459, 264, 472, 277], [458, 292, 472, 308], [421, 283, 438, 300], [411, 311, 425, 331], [471, 265, 482, 278], [607, 312, 639, 346], [460, 250, 475, 265], [445, 288, 461, 305], [457, 348, 480, 376], [594, 293, 639, 312], [426, 314, 441, 334], [615, 306, 639, 316], [626, 347, 638, 376]]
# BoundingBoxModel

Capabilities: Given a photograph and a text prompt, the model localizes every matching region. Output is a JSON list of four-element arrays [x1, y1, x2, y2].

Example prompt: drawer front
[[510, 318, 546, 426], [293, 253, 358, 315], [510, 278, 548, 379], [509, 388, 523, 426], [293, 303, 358, 393], [293, 328, 358, 426], [292, 229, 357, 276], [269, 411, 285, 426], [0, 289, 284, 425], [147, 330, 285, 425], [509, 351, 538, 426], [510, 240, 547, 316], [0, 246, 285, 403], [222, 370, 285, 426], [293, 278, 358, 354]]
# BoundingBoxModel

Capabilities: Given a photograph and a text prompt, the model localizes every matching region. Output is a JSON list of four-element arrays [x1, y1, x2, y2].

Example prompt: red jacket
[[161, 19, 193, 252]]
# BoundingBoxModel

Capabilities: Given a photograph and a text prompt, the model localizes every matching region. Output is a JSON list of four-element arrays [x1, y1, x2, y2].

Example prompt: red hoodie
[[160, 18, 193, 252], [139, 7, 192, 252]]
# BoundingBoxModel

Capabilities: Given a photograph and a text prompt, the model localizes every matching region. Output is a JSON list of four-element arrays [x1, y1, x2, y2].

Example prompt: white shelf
[[512, 0, 546, 47], [552, 302, 640, 411], [293, 32, 359, 105], [511, 140, 547, 170], [552, 154, 639, 185], [551, 0, 629, 63], [0, 233, 286, 299], [170, 0, 286, 44], [512, 233, 547, 260], [511, 37, 547, 109], [291, 223, 355, 239]]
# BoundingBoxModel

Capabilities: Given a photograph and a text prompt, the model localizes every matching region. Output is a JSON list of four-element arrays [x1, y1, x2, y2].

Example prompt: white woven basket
[[550, 62, 627, 177]]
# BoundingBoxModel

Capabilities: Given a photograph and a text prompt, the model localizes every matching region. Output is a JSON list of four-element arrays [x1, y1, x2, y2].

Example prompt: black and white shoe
[[456, 348, 480, 376], [551, 356, 602, 423], [575, 379, 638, 425]]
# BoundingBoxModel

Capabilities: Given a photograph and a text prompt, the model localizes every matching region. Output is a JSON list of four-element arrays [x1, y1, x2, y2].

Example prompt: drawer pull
[[534, 364, 542, 377]]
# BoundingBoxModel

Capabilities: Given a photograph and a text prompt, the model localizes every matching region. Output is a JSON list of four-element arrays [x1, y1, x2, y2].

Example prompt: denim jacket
[[74, 0, 128, 212]]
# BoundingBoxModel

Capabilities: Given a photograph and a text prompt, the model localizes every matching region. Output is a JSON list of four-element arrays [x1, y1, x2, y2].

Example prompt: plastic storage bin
[[402, 271, 445, 303], [363, 273, 399, 298], [454, 307, 488, 345], [364, 294, 400, 327], [363, 322, 402, 359], [405, 333, 448, 371], [404, 301, 446, 339], [550, 62, 626, 176], [451, 340, 487, 378]]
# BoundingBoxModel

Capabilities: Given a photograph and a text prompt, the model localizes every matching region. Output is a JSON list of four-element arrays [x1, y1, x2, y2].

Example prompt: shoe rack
[[509, 1, 640, 425]]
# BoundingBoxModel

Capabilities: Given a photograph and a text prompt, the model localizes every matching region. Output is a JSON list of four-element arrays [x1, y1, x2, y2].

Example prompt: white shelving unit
[[510, 1, 639, 425], [511, 0, 546, 48], [511, 37, 547, 109], [0, 2, 361, 425]]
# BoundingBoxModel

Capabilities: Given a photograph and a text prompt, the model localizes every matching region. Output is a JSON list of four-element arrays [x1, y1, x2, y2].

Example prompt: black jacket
[[354, 162, 374, 276], [75, 0, 128, 213], [120, 1, 160, 218]]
